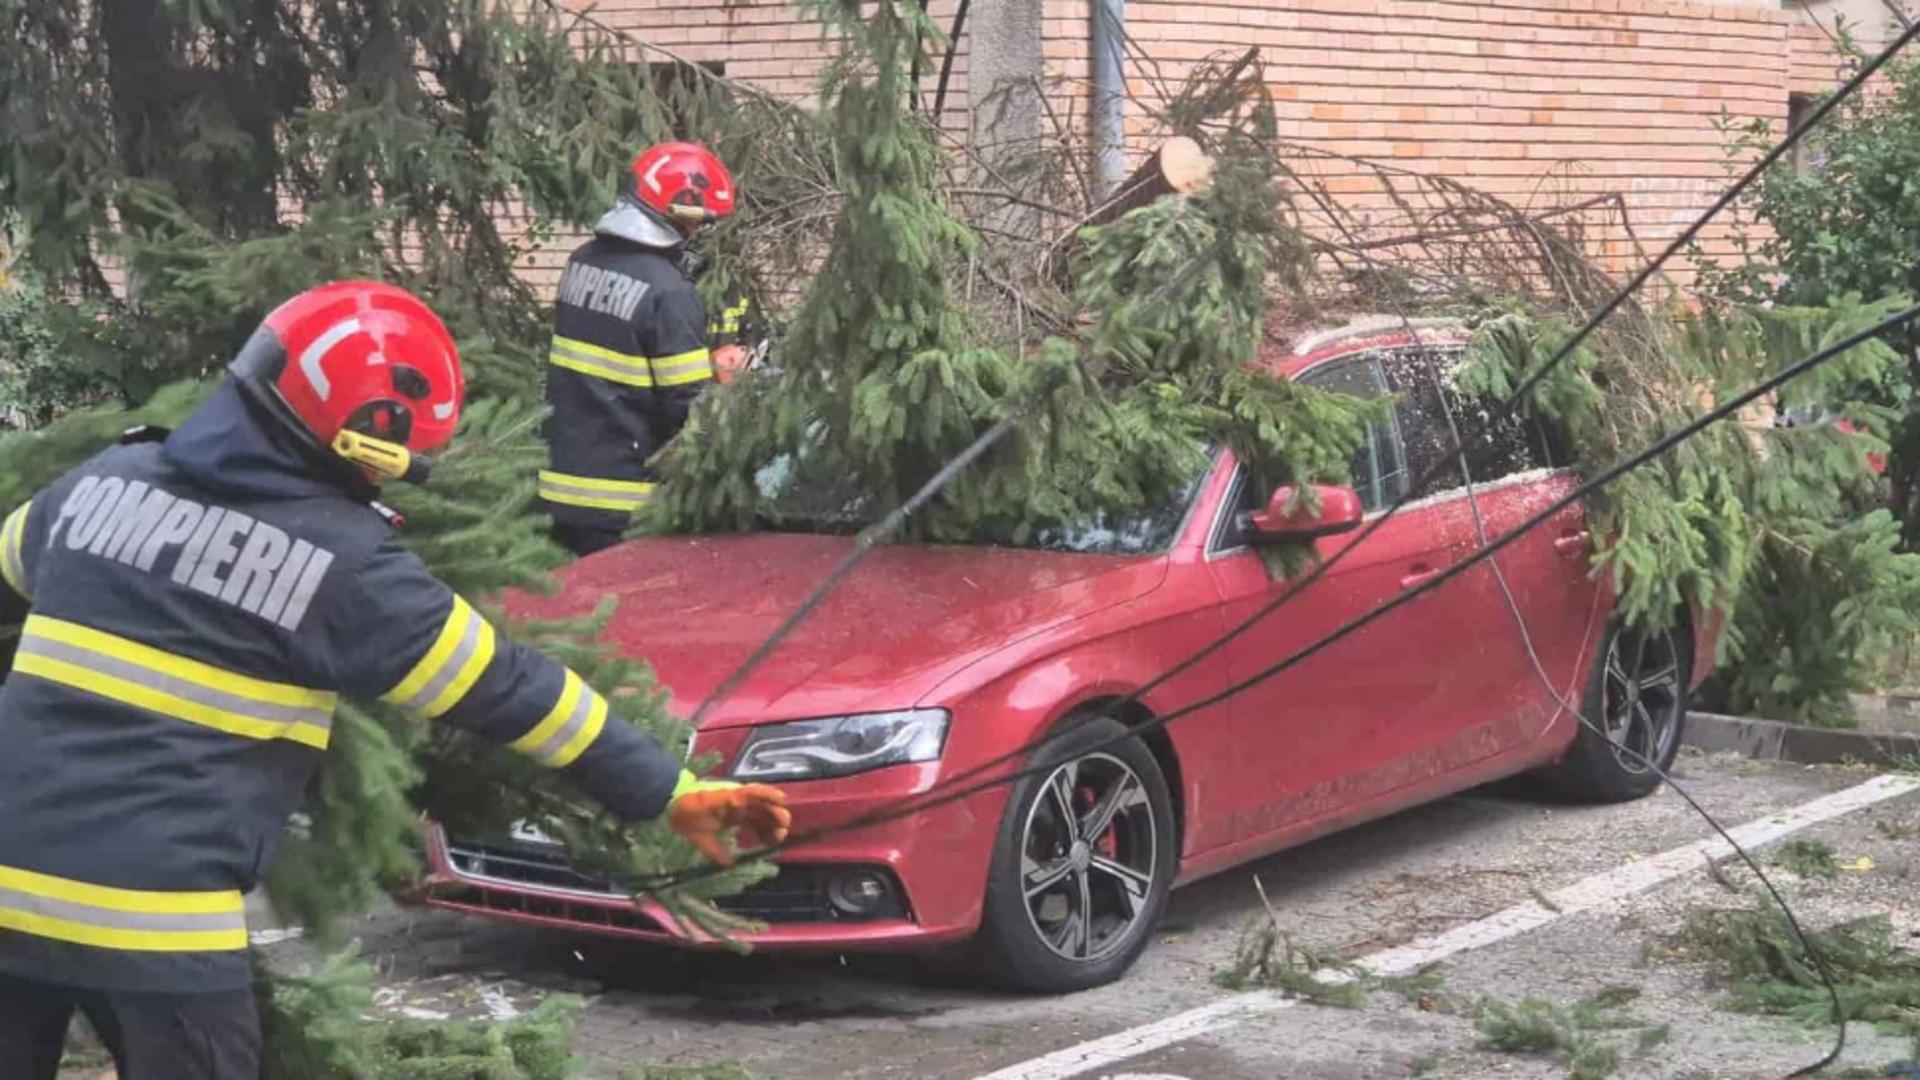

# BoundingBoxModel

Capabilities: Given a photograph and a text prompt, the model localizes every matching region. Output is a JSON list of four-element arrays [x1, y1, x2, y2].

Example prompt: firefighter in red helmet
[[539, 142, 746, 556], [0, 281, 789, 1078]]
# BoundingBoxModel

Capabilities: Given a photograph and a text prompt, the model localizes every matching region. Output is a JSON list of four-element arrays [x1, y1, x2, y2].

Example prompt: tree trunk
[[1043, 136, 1214, 286]]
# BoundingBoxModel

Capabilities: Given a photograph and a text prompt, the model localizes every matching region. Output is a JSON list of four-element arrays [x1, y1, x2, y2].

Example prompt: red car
[[414, 319, 1713, 991]]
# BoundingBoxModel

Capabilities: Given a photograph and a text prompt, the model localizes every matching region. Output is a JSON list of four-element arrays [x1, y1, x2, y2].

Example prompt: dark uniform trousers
[[0, 972, 258, 1080]]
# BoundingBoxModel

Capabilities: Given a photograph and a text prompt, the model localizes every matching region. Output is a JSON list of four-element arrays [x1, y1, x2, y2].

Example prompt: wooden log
[[1043, 136, 1215, 286], [1094, 136, 1215, 226]]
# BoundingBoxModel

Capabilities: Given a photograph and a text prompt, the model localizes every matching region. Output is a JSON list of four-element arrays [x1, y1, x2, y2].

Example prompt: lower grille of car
[[442, 835, 910, 924], [446, 839, 618, 894], [427, 878, 668, 935]]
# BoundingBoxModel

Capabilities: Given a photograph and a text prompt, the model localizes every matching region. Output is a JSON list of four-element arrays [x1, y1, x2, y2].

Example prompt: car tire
[[1538, 619, 1691, 802], [976, 716, 1177, 993]]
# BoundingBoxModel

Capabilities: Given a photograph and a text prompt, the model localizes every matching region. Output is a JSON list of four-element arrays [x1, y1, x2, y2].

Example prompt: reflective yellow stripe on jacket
[[651, 347, 715, 388], [537, 471, 656, 513], [0, 500, 30, 598], [0, 863, 247, 953], [508, 668, 609, 768], [549, 335, 654, 388], [11, 616, 337, 749], [382, 595, 496, 719], [714, 297, 750, 336]]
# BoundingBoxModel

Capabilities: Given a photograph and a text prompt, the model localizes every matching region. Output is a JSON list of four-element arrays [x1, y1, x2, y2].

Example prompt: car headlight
[[731, 709, 950, 781]]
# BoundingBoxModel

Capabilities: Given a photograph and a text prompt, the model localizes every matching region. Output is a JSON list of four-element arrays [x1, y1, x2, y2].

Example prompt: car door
[[1200, 349, 1497, 842], [1380, 347, 1608, 752]]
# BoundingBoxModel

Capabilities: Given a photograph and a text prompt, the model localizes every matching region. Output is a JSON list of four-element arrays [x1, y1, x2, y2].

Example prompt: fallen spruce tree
[[0, 0, 1373, 1072], [0, 0, 812, 1067], [3, 0, 1915, 1070]]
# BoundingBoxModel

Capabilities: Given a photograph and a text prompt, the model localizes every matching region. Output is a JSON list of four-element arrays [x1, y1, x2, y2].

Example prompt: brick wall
[[535, 0, 1856, 289], [1038, 0, 1863, 283], [520, 0, 972, 290]]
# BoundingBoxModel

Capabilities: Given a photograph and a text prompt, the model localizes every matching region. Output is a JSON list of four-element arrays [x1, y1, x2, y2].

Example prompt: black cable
[[642, 303, 1920, 931], [679, 12, 1917, 761], [1496, 14, 1920, 415], [1431, 371, 1850, 1079], [931, 0, 971, 121], [1316, 174, 1850, 1077], [686, 402, 1033, 731], [645, 14, 1920, 873]]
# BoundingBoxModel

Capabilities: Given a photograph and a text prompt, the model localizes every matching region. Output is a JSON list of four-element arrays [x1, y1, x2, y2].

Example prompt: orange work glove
[[710, 344, 749, 385], [666, 770, 792, 867]]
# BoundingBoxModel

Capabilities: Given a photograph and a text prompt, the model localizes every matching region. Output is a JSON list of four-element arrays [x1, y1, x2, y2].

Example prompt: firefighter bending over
[[540, 142, 748, 556], [0, 282, 789, 1078]]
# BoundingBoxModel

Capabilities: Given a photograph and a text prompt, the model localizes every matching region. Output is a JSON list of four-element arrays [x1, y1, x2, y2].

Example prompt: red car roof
[[1260, 316, 1470, 379]]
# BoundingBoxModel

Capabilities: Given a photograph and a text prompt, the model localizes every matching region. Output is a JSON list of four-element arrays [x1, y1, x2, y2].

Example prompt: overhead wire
[[672, 12, 1920, 801], [588, 22, 1920, 1060], [638, 302, 1920, 925], [1437, 388, 1854, 1079], [1323, 193, 1854, 1076]]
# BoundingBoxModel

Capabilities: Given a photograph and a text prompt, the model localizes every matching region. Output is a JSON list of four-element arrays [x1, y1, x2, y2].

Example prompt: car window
[[1214, 356, 1407, 553], [1375, 346, 1558, 495], [1297, 356, 1407, 511]]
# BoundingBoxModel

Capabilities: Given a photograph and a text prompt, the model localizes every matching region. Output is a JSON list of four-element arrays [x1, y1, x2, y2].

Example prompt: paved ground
[[264, 749, 1920, 1080]]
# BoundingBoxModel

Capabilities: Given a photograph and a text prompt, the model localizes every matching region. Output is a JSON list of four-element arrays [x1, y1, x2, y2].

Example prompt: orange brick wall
[[1040, 0, 1864, 282], [520, 0, 972, 289], [528, 0, 1855, 290]]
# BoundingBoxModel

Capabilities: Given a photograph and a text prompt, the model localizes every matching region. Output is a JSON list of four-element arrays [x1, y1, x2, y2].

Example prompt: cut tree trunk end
[[1043, 136, 1216, 285]]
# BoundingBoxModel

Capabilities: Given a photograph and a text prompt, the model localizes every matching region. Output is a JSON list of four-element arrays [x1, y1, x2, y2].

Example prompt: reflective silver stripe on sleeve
[[523, 685, 600, 766], [549, 340, 653, 387], [388, 605, 486, 715], [0, 887, 250, 936], [535, 476, 655, 510]]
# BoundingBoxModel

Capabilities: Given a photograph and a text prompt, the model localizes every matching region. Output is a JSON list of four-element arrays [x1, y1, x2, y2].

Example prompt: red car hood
[[508, 533, 1167, 728]]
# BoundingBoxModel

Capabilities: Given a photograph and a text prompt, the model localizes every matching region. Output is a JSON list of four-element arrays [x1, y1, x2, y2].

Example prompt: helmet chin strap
[[332, 429, 433, 485]]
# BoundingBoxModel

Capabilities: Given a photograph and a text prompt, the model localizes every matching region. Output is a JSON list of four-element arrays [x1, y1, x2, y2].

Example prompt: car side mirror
[[1244, 484, 1364, 543]]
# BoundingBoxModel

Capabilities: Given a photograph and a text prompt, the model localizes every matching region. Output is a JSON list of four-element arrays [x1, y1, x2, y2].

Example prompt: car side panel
[[1466, 470, 1611, 751], [1203, 496, 1496, 842], [1175, 726, 1568, 886], [928, 561, 1247, 863]]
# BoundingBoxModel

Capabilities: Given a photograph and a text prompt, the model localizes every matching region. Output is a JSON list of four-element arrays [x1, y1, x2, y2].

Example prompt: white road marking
[[976, 773, 1920, 1080]]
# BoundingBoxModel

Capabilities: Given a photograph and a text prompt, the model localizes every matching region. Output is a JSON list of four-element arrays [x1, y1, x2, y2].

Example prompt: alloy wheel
[[1600, 626, 1683, 775], [1019, 751, 1158, 963]]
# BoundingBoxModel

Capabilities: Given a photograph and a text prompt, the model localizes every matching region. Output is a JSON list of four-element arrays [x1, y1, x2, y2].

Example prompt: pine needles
[[1771, 838, 1842, 880], [1208, 897, 1669, 1080], [657, 6, 1373, 554], [1667, 897, 1920, 1037], [1473, 989, 1666, 1080], [1213, 919, 1368, 1008], [258, 950, 583, 1080]]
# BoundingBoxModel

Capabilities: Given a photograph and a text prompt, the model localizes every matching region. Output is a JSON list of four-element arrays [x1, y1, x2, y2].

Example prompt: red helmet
[[626, 142, 736, 227], [231, 281, 463, 478]]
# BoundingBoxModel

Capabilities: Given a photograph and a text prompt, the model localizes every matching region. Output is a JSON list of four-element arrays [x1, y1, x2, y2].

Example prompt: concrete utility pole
[[966, 0, 1044, 151], [1091, 0, 1128, 197]]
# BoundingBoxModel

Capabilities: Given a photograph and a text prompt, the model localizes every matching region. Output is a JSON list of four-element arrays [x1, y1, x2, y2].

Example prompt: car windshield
[[752, 447, 1213, 556]]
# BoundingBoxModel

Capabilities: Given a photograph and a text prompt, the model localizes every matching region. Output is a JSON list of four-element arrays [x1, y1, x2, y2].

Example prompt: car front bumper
[[407, 760, 1004, 953]]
